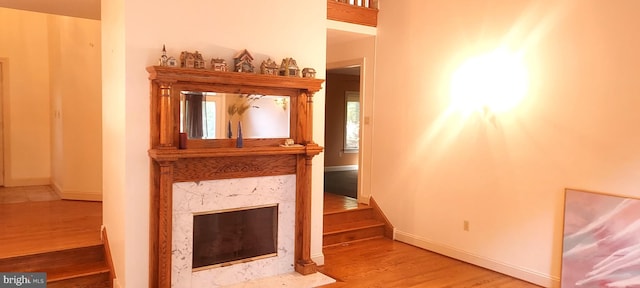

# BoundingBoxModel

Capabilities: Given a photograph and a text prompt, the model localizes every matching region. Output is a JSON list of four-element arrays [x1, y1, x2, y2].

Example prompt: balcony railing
[[327, 0, 378, 27]]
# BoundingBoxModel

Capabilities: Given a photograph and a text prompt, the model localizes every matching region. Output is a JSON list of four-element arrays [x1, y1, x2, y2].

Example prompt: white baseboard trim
[[60, 191, 102, 201], [394, 230, 560, 288], [311, 253, 325, 266], [3, 177, 50, 187], [51, 182, 102, 201], [324, 165, 358, 172]]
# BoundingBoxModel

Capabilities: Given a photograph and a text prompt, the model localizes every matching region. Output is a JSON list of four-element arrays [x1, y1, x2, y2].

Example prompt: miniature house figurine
[[158, 45, 178, 67], [302, 68, 316, 78], [159, 45, 169, 66], [167, 57, 178, 67], [180, 51, 196, 68], [211, 58, 228, 72], [194, 51, 206, 69], [260, 58, 279, 75], [233, 49, 255, 73], [279, 58, 300, 77]]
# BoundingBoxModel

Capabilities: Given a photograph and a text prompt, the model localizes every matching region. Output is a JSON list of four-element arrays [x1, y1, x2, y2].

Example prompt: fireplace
[[148, 66, 324, 288], [192, 204, 278, 270], [172, 175, 296, 288]]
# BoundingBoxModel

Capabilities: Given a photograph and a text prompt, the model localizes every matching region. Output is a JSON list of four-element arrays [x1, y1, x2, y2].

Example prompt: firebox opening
[[192, 204, 278, 271]]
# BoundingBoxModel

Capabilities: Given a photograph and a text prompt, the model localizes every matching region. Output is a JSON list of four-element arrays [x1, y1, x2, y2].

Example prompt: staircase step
[[48, 271, 111, 288], [324, 206, 374, 227], [47, 261, 110, 282], [0, 244, 111, 288], [0, 244, 105, 272], [323, 219, 386, 247]]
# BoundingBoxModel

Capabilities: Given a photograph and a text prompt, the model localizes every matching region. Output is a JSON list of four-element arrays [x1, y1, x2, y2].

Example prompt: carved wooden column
[[150, 159, 176, 288], [159, 83, 174, 148]]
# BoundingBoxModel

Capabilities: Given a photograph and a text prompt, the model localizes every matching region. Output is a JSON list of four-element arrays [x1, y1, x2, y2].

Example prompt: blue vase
[[236, 121, 243, 148]]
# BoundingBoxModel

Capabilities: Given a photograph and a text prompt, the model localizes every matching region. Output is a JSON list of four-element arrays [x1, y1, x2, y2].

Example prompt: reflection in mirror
[[180, 91, 290, 139]]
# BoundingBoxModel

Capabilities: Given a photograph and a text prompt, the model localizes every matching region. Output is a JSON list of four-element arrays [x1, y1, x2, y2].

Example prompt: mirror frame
[[147, 66, 324, 150]]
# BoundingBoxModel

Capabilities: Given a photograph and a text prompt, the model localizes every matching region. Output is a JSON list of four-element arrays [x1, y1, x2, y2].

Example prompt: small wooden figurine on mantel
[[279, 57, 300, 77], [158, 45, 177, 67], [194, 51, 206, 69], [234, 49, 255, 73], [302, 68, 316, 78], [180, 51, 206, 69], [211, 58, 228, 72], [180, 51, 195, 68], [260, 58, 279, 75]]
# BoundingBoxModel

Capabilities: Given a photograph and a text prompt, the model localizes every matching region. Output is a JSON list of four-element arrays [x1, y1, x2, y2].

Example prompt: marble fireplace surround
[[172, 175, 296, 287]]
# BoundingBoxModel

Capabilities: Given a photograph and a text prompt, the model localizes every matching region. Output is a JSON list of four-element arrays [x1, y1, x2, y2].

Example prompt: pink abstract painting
[[562, 189, 640, 287]]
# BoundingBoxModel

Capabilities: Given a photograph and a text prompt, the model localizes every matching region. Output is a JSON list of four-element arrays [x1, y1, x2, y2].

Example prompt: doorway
[[324, 62, 363, 201]]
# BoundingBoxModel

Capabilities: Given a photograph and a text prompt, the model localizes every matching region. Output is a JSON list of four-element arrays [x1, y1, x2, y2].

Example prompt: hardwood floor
[[0, 198, 102, 258], [324, 192, 366, 213], [0, 187, 109, 287], [0, 185, 60, 204], [320, 193, 542, 288]]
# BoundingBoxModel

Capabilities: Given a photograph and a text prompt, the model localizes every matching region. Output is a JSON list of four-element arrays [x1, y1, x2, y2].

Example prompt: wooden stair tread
[[0, 237, 103, 260], [323, 236, 384, 248], [324, 219, 385, 235], [0, 244, 103, 260], [323, 205, 372, 216], [47, 261, 110, 282]]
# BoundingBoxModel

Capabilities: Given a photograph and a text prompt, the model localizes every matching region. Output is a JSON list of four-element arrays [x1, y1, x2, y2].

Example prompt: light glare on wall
[[450, 49, 528, 115]]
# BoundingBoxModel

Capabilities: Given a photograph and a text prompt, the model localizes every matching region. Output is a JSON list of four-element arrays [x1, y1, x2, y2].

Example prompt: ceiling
[[0, 0, 100, 20]]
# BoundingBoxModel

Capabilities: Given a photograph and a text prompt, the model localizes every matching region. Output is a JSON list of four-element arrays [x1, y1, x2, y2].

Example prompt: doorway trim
[[0, 58, 8, 186], [327, 58, 368, 204]]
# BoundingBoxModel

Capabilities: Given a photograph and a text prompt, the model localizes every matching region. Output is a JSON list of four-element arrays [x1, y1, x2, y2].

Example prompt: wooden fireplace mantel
[[147, 66, 324, 288]]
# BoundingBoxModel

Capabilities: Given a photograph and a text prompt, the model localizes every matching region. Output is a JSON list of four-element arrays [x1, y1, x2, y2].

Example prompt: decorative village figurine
[[194, 51, 206, 69], [180, 51, 206, 69], [233, 49, 255, 73], [159, 45, 169, 66], [210, 58, 228, 72], [180, 51, 195, 68], [260, 58, 279, 75], [279, 58, 300, 77], [302, 68, 316, 78], [158, 45, 177, 67]]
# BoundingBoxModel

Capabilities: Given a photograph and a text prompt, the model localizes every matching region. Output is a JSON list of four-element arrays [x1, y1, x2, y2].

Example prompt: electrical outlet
[[463, 220, 470, 231]]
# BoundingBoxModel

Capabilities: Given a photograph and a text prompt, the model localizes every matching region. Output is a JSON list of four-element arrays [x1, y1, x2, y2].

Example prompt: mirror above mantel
[[180, 91, 291, 140]]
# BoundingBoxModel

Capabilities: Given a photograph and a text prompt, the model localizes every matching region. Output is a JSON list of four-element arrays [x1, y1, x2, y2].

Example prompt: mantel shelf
[[147, 66, 324, 93], [149, 144, 323, 161]]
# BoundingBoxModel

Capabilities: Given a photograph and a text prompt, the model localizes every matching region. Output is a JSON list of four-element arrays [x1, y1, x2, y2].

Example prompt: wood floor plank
[[318, 238, 541, 288], [0, 199, 102, 258]]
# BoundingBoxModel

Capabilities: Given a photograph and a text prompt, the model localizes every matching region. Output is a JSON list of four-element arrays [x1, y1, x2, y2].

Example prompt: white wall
[[49, 15, 102, 200], [0, 8, 51, 186], [101, 0, 126, 285], [0, 8, 102, 198], [373, 1, 640, 286], [102, 1, 327, 287]]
